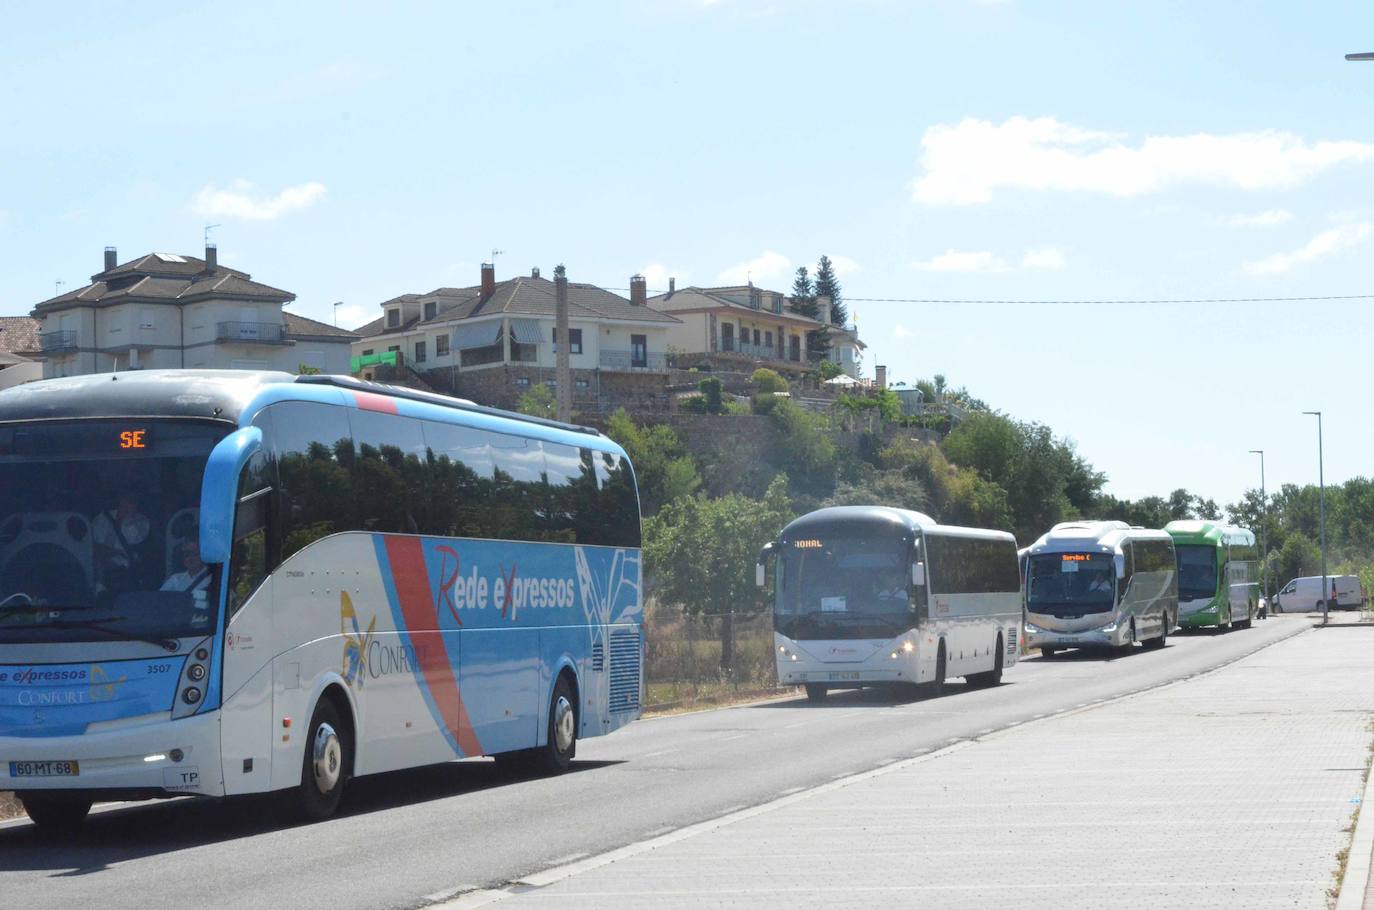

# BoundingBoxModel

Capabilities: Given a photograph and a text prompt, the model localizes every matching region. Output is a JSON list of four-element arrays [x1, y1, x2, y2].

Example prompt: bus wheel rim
[[313, 722, 342, 794], [553, 696, 575, 753]]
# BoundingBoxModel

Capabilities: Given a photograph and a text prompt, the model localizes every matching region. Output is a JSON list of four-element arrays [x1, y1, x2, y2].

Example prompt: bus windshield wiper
[[0, 604, 100, 626], [43, 618, 180, 653]]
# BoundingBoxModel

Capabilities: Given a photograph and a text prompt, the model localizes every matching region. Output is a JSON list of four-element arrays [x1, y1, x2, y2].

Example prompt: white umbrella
[[823, 374, 858, 385]]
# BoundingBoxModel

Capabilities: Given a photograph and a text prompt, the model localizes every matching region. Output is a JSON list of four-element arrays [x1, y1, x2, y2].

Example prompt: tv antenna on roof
[[491, 248, 504, 267], [205, 224, 221, 245], [54, 280, 65, 297]]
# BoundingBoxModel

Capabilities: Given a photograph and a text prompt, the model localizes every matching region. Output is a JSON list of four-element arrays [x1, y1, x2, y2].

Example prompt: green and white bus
[[1164, 520, 1259, 631]]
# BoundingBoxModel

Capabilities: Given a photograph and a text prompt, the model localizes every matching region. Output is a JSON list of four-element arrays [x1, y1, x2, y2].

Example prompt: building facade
[[645, 283, 865, 379], [33, 246, 356, 378], [352, 266, 681, 411]]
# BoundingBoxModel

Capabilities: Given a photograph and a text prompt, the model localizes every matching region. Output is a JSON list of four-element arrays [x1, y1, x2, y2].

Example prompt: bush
[[750, 368, 789, 394], [698, 377, 726, 414], [516, 384, 557, 419], [818, 360, 843, 381], [751, 392, 780, 415]]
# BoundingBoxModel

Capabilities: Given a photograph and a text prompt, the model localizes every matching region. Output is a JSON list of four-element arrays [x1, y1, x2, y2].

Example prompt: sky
[[1, 0, 1372, 510]]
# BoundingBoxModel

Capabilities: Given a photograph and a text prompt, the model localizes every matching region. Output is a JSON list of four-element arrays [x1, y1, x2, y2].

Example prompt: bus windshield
[[1026, 553, 1116, 613], [775, 534, 912, 640], [1175, 545, 1219, 601], [0, 419, 228, 647]]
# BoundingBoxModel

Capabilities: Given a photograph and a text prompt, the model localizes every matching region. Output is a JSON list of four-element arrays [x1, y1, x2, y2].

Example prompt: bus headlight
[[182, 687, 202, 705]]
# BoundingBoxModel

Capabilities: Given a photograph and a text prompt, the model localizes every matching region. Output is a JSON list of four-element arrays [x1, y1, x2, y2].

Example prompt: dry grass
[[0, 791, 21, 821]]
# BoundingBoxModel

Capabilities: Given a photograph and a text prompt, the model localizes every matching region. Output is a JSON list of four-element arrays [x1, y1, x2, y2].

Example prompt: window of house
[[423, 301, 436, 321], [575, 378, 590, 389], [414, 340, 427, 363], [752, 328, 761, 347], [514, 377, 530, 387], [388, 345, 400, 353], [631, 334, 647, 367], [435, 334, 449, 357], [553, 327, 583, 354], [765, 331, 773, 348], [139, 308, 155, 330], [386, 309, 400, 328], [721, 323, 734, 351], [362, 349, 374, 356]]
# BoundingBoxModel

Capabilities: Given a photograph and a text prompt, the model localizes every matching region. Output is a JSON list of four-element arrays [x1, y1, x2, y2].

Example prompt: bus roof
[[778, 506, 1015, 544], [1165, 520, 1255, 548], [0, 370, 615, 451], [1028, 519, 1171, 556]]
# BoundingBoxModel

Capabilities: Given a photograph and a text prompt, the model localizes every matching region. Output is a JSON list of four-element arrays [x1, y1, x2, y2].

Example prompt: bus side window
[[1119, 545, 1134, 599], [227, 452, 271, 619], [268, 402, 354, 562]]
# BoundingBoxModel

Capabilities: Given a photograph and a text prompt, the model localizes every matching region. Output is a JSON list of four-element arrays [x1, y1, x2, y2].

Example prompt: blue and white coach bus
[[758, 507, 1021, 703], [0, 371, 643, 829]]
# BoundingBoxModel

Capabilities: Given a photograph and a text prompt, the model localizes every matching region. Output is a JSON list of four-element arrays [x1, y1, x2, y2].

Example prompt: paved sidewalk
[[458, 627, 1374, 909]]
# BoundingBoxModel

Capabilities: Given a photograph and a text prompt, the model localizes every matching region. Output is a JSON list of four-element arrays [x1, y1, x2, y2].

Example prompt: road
[[0, 617, 1310, 910]]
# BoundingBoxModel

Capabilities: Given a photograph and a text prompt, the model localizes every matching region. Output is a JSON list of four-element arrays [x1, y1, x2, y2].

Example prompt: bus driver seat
[[0, 512, 95, 605]]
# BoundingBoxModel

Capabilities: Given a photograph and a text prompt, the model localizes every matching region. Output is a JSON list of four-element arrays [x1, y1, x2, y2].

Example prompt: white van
[[1271, 575, 1366, 612]]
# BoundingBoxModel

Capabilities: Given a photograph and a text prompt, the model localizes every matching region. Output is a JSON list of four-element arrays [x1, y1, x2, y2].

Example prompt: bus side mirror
[[1114, 554, 1126, 579], [199, 427, 263, 566], [756, 541, 776, 589], [911, 562, 926, 587]]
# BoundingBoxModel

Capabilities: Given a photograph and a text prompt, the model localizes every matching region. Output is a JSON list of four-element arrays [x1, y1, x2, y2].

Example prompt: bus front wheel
[[292, 697, 349, 822], [928, 643, 947, 697], [19, 793, 92, 832], [804, 683, 828, 703], [1040, 647, 1058, 660]]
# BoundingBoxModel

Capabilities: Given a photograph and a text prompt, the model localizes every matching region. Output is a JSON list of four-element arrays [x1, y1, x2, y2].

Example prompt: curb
[[1336, 752, 1374, 910]]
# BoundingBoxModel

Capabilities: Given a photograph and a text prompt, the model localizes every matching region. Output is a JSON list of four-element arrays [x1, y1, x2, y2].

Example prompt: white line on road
[[547, 852, 588, 866]]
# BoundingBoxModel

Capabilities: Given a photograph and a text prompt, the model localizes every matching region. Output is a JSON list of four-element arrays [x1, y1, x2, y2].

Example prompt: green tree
[[788, 266, 817, 319], [698, 376, 726, 414], [1278, 533, 1320, 585], [515, 384, 557, 420], [604, 409, 701, 515], [767, 399, 838, 497], [643, 475, 793, 670], [814, 255, 846, 325], [750, 368, 789, 394], [817, 360, 842, 381]]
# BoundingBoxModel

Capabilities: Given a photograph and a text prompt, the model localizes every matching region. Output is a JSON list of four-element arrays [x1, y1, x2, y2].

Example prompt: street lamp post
[[1302, 411, 1327, 625], [332, 301, 344, 327], [1249, 449, 1267, 603]]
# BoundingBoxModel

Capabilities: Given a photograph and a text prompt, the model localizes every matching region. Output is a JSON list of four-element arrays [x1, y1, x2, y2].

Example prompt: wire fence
[[643, 599, 788, 711]]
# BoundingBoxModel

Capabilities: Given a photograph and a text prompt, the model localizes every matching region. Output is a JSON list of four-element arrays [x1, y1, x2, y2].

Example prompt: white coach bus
[[757, 507, 1021, 703], [1024, 521, 1177, 658]]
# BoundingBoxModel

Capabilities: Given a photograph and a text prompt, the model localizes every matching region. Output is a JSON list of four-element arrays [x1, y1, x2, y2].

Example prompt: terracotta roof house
[[0, 315, 43, 390], [646, 281, 866, 379], [32, 245, 357, 378], [353, 264, 681, 411]]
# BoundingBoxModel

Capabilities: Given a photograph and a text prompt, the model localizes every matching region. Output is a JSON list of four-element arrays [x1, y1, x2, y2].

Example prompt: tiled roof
[[34, 252, 293, 312], [353, 276, 680, 339], [0, 316, 41, 356], [282, 311, 359, 340], [646, 286, 829, 327]]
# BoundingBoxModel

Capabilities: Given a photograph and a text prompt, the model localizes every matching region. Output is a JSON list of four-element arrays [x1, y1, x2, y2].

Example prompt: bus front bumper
[[776, 666, 911, 687], [0, 710, 222, 797], [1024, 621, 1126, 650]]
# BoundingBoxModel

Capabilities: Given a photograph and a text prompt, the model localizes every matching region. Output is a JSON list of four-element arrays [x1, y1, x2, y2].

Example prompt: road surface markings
[[641, 748, 677, 759]]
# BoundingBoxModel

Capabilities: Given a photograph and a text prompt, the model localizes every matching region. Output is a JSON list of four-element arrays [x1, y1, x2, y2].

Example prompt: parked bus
[[757, 507, 1021, 703], [0, 371, 643, 829], [1164, 521, 1259, 630], [1024, 521, 1177, 658]]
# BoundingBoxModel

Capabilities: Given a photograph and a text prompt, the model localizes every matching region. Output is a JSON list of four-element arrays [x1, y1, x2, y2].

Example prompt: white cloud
[[332, 303, 373, 331], [1242, 222, 1372, 275], [828, 255, 862, 277], [911, 250, 1008, 273], [894, 324, 916, 339], [912, 116, 1374, 205], [1021, 247, 1067, 270], [1220, 209, 1293, 227], [716, 250, 792, 285], [189, 179, 327, 221], [640, 263, 688, 290]]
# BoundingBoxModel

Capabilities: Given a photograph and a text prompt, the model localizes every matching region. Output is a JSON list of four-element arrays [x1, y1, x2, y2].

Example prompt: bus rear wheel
[[1040, 646, 1058, 660], [804, 683, 828, 704], [525, 674, 578, 775], [1236, 606, 1253, 630], [1144, 619, 1167, 650], [19, 793, 92, 832], [969, 636, 1004, 687]]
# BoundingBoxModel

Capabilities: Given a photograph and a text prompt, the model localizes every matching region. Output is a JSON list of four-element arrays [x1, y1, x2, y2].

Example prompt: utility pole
[[554, 264, 572, 423], [1249, 449, 1267, 602], [1303, 411, 1327, 625]]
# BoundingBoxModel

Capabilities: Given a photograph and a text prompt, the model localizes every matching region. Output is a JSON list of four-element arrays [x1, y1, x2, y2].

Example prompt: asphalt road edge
[[429, 619, 1317, 910]]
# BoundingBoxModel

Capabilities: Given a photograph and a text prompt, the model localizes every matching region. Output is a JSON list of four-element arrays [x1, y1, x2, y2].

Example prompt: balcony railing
[[600, 350, 666, 372], [39, 330, 78, 353], [216, 321, 287, 344]]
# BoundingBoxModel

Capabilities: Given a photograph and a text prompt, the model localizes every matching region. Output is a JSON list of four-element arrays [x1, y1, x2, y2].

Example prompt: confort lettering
[[18, 689, 87, 706], [366, 641, 428, 679]]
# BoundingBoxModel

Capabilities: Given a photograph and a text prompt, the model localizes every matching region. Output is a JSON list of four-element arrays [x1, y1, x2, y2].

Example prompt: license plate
[[9, 760, 79, 778], [828, 671, 860, 681]]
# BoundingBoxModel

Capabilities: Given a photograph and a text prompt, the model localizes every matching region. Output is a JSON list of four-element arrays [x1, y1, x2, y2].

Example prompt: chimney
[[480, 263, 496, 302], [668, 277, 676, 297], [205, 243, 217, 271], [875, 365, 888, 390], [630, 274, 647, 306], [103, 246, 117, 272], [531, 266, 541, 279]]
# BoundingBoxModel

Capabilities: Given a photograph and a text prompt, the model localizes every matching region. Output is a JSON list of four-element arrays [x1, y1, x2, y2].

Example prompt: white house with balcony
[[32, 245, 356, 378], [645, 282, 865, 379], [351, 265, 681, 411]]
